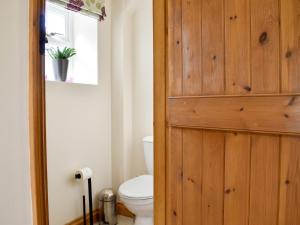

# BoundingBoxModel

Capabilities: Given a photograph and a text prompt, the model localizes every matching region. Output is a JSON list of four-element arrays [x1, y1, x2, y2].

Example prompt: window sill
[[46, 79, 98, 86]]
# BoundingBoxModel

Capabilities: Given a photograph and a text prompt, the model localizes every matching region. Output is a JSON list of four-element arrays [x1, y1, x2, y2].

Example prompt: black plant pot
[[52, 59, 69, 82]]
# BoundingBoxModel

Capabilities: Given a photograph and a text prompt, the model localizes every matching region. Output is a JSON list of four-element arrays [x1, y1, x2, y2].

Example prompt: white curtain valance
[[48, 0, 106, 21]]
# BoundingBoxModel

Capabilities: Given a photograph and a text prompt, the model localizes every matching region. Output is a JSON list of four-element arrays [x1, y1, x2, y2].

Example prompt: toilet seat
[[119, 175, 153, 200]]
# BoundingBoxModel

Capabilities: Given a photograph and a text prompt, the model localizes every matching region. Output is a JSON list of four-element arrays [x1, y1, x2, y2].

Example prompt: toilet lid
[[119, 175, 153, 200]]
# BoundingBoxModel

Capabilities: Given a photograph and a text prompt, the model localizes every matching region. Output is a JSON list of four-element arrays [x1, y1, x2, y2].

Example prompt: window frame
[[46, 3, 73, 47], [45, 3, 75, 82]]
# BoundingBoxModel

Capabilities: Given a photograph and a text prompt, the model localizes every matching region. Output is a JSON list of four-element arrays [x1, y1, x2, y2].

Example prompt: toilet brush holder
[[99, 189, 117, 225]]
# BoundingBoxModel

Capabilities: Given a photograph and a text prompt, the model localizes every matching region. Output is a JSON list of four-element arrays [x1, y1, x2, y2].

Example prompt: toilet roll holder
[[75, 168, 94, 225]]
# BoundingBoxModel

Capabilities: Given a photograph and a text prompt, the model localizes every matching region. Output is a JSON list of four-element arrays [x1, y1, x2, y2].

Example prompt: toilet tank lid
[[143, 136, 153, 143]]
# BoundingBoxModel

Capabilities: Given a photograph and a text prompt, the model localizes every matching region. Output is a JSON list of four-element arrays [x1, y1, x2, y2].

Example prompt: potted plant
[[48, 47, 76, 82]]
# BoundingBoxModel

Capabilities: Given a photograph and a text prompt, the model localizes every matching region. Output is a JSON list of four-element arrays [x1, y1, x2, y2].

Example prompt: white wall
[[46, 2, 112, 224], [0, 1, 33, 225], [130, 1, 153, 178], [72, 13, 98, 84], [111, 0, 153, 190], [111, 0, 126, 191]]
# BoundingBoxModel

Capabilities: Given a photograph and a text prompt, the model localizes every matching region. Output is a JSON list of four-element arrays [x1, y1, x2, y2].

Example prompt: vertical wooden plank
[[182, 0, 202, 96], [280, 1, 300, 222], [167, 1, 183, 222], [153, 0, 166, 224], [224, 1, 252, 223], [182, 129, 202, 225], [249, 5, 281, 223], [281, 0, 300, 93], [202, 0, 225, 95], [225, 0, 251, 94], [251, 0, 280, 94], [249, 0, 281, 213], [168, 0, 183, 96], [279, 137, 300, 225], [202, 131, 225, 225], [224, 133, 250, 225], [249, 135, 280, 225], [166, 128, 183, 225]]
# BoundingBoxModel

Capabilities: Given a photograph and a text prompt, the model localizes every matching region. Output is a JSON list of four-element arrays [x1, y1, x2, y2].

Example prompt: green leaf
[[47, 46, 76, 59]]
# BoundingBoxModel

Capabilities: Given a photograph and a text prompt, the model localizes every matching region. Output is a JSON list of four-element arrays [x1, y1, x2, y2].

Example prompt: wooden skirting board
[[65, 202, 135, 225], [116, 202, 135, 219], [65, 209, 101, 225]]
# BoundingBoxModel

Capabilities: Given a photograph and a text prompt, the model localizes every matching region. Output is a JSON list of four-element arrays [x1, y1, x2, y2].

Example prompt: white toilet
[[118, 136, 153, 225]]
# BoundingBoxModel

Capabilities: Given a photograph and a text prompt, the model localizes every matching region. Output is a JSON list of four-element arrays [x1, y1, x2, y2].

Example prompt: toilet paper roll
[[75, 167, 93, 181]]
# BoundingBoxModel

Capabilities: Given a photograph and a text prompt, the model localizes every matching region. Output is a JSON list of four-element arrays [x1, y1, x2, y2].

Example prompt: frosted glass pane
[[46, 10, 66, 38]]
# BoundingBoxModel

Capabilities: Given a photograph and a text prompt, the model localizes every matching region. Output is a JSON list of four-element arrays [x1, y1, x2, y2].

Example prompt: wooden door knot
[[244, 86, 252, 92], [286, 50, 292, 59], [259, 32, 268, 45]]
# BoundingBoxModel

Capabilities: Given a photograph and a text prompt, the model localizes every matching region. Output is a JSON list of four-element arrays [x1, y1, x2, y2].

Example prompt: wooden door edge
[[29, 0, 49, 225], [153, 0, 167, 225]]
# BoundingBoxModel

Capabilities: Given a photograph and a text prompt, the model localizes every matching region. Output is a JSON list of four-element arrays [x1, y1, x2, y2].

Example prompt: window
[[45, 2, 98, 85], [46, 5, 71, 44]]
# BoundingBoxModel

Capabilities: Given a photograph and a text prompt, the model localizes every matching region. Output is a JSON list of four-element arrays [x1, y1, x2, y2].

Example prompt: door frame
[[28, 0, 167, 225]]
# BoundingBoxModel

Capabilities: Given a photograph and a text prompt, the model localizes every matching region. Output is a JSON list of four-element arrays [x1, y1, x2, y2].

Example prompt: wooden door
[[166, 0, 300, 225]]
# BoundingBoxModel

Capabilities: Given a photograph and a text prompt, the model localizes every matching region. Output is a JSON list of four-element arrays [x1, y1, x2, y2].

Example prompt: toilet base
[[134, 216, 153, 225]]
